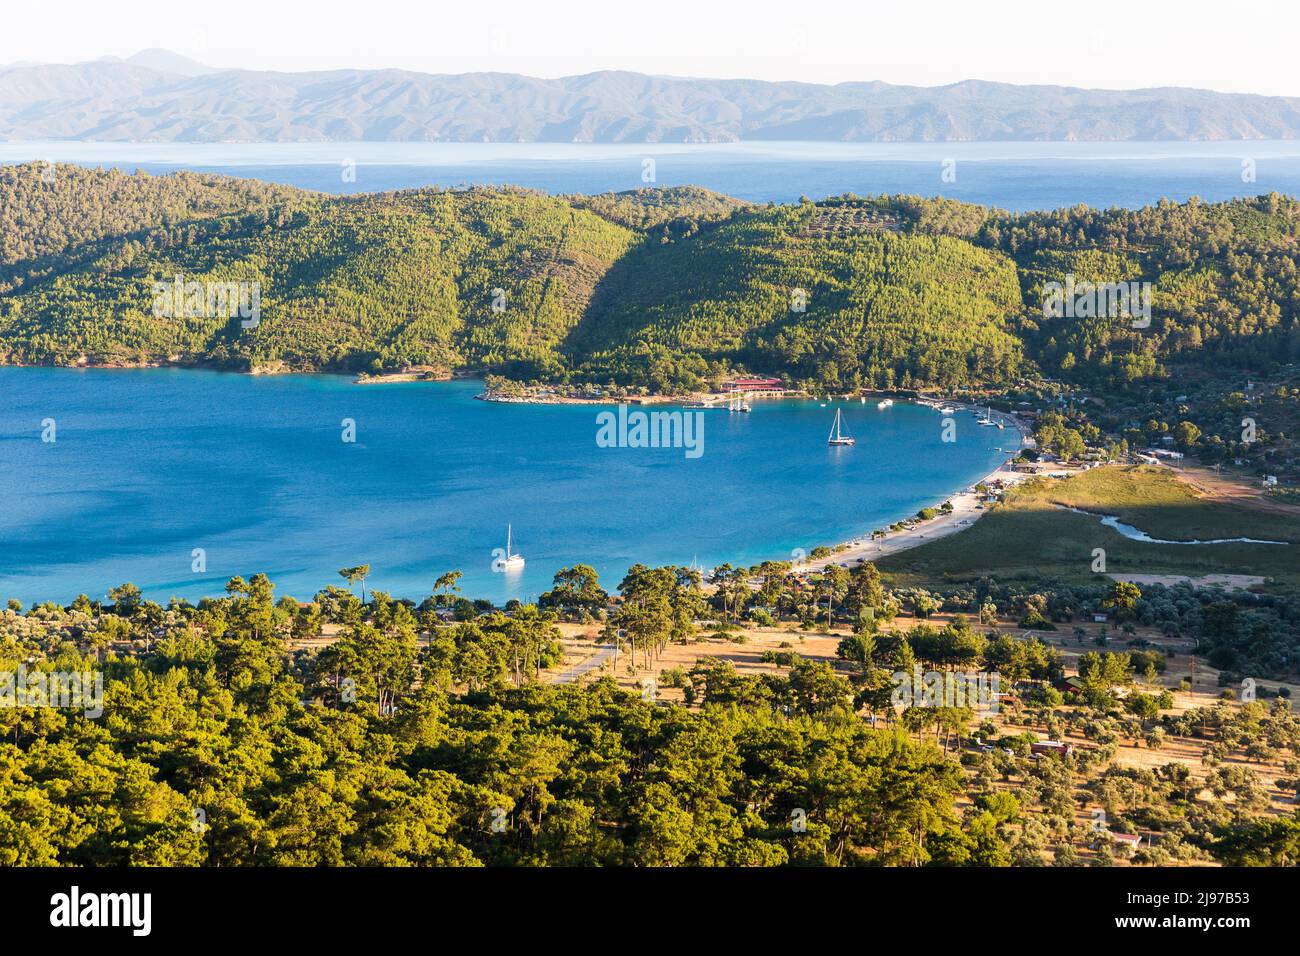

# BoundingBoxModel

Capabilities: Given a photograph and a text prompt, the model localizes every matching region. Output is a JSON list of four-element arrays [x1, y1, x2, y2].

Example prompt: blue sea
[[5, 140, 1300, 210], [0, 369, 1010, 605]]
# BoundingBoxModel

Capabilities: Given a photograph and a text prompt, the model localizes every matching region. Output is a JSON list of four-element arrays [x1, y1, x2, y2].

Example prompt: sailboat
[[978, 406, 997, 426], [728, 393, 751, 413], [827, 408, 856, 446], [500, 525, 525, 571]]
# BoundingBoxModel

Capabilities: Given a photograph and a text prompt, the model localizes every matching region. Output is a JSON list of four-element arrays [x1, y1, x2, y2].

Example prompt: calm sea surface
[[0, 369, 1011, 604], [5, 140, 1300, 210]]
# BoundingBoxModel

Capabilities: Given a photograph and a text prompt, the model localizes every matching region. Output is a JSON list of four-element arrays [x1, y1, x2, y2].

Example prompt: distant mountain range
[[3, 51, 1300, 143], [96, 48, 223, 77]]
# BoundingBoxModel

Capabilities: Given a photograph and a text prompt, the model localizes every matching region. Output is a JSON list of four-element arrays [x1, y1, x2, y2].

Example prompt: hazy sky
[[5, 0, 1297, 96]]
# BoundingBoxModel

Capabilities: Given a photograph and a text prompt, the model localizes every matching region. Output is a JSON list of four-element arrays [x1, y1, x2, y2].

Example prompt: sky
[[3, 0, 1298, 96]]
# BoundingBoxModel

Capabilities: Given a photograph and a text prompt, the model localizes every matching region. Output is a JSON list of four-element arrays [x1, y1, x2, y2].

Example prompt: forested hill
[[2, 162, 1299, 393], [0, 163, 305, 265]]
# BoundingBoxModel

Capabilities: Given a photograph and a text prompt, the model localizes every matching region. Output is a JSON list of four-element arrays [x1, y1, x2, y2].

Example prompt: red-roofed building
[[723, 377, 784, 392], [1030, 740, 1073, 757]]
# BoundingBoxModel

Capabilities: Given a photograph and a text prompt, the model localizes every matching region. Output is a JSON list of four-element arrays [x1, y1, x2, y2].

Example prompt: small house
[[1110, 833, 1142, 854], [1054, 676, 1088, 695]]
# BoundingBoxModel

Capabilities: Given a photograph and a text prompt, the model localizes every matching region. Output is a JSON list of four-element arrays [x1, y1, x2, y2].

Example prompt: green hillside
[[2, 165, 1299, 392], [985, 195, 1300, 386], [0, 179, 638, 373], [0, 162, 306, 269], [571, 200, 1025, 390], [568, 184, 752, 232]]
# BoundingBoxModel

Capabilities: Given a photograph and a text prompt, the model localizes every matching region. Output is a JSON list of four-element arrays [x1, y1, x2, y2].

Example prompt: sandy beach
[[800, 462, 1032, 571], [800, 403, 1039, 571]]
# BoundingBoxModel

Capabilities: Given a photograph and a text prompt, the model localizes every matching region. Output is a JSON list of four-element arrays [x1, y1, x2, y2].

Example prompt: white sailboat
[[877, 398, 894, 409], [728, 393, 751, 413], [978, 406, 997, 426], [827, 408, 856, 446], [500, 525, 525, 571]]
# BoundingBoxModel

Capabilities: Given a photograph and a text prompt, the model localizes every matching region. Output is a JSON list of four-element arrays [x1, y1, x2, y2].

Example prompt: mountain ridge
[[3, 58, 1300, 142]]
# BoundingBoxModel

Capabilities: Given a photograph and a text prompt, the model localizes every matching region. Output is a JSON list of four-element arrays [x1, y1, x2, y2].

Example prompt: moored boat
[[499, 525, 525, 571], [827, 408, 856, 446]]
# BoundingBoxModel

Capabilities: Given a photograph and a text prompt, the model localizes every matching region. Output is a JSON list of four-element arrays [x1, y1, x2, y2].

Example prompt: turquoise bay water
[[0, 369, 1011, 605]]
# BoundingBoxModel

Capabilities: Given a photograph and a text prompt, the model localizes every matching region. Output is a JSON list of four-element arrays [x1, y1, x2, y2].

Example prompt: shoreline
[[476, 390, 715, 406], [2, 363, 1034, 419], [800, 406, 1036, 571], [800, 462, 1035, 573]]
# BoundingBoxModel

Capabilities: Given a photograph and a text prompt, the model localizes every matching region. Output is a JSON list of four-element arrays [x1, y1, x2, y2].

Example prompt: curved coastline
[[473, 389, 1036, 578], [800, 401, 1033, 572]]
